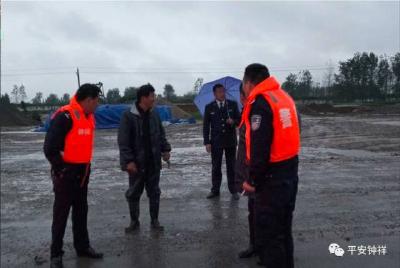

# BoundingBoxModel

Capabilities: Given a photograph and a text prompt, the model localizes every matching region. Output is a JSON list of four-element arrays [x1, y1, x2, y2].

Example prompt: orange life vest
[[51, 96, 95, 164], [241, 76, 300, 163]]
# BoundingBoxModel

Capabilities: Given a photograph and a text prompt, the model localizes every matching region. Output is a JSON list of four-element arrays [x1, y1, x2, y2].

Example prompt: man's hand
[[242, 181, 255, 193], [162, 152, 170, 162], [226, 118, 234, 125], [205, 144, 212, 153], [126, 162, 138, 175]]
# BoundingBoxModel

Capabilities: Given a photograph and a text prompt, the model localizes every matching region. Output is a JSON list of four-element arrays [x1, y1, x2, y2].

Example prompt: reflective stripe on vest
[[52, 96, 95, 164], [241, 76, 300, 163]]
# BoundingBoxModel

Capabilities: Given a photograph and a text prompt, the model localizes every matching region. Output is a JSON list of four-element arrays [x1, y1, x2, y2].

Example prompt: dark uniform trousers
[[51, 166, 90, 258], [211, 146, 237, 194], [125, 168, 161, 220], [247, 196, 256, 247], [254, 173, 298, 268]]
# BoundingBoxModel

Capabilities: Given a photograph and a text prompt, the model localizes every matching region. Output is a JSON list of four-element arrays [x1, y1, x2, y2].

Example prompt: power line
[[2, 66, 334, 77]]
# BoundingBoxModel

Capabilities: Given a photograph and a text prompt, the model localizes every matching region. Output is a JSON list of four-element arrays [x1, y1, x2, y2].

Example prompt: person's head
[[75, 83, 102, 115], [213, 83, 226, 101], [137, 83, 156, 110], [242, 63, 270, 97], [239, 83, 246, 106]]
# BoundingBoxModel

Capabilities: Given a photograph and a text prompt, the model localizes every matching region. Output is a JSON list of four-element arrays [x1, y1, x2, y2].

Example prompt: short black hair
[[239, 83, 244, 96], [212, 83, 224, 93], [76, 83, 102, 101], [243, 63, 270, 85], [137, 83, 155, 102]]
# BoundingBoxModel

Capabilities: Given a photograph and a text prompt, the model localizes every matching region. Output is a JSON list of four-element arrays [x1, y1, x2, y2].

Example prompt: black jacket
[[249, 96, 299, 186], [203, 99, 240, 148], [118, 103, 171, 172]]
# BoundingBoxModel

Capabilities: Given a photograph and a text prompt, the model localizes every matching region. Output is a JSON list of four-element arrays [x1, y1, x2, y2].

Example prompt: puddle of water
[[368, 121, 400, 127], [1, 152, 45, 164], [0, 131, 43, 134], [171, 146, 204, 153], [8, 139, 44, 144], [301, 146, 388, 158]]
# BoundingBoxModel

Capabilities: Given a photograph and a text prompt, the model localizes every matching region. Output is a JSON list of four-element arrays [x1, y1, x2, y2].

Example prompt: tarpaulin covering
[[34, 104, 176, 132]]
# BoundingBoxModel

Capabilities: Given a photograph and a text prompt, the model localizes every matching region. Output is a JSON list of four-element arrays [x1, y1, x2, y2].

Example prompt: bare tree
[[323, 59, 335, 97], [11, 85, 19, 103], [32, 92, 43, 104], [193, 78, 203, 94], [18, 84, 27, 103]]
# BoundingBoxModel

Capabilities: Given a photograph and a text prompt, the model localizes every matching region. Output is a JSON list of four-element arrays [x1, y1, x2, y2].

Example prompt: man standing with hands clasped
[[241, 63, 301, 268], [118, 84, 171, 233], [203, 83, 241, 200]]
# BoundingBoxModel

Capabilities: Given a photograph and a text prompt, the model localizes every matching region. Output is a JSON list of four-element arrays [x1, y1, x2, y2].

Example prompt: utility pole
[[76, 67, 81, 88]]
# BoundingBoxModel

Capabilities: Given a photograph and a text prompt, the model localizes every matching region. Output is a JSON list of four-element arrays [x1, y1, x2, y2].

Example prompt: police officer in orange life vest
[[241, 64, 300, 268], [44, 84, 103, 268]]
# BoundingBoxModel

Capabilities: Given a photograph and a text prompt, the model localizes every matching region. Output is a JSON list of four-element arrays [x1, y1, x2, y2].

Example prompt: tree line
[[282, 52, 400, 102], [2, 52, 400, 105], [0, 78, 204, 105], [103, 80, 203, 104]]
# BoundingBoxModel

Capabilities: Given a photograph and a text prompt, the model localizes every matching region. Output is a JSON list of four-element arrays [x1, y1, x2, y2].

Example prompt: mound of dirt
[[157, 99, 193, 119], [299, 102, 400, 115], [0, 103, 36, 127]]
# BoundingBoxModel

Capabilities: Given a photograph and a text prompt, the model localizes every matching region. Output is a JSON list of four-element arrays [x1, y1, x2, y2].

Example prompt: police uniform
[[44, 96, 96, 259], [235, 118, 256, 256], [242, 76, 300, 268], [203, 99, 240, 195]]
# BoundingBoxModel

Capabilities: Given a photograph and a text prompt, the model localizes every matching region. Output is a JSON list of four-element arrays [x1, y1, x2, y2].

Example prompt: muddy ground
[[1, 114, 400, 268]]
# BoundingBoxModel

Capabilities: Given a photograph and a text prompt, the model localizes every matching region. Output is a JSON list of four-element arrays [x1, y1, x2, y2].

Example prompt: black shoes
[[151, 219, 165, 231], [125, 219, 164, 231], [50, 247, 102, 268], [238, 245, 256, 258], [232, 193, 240, 200], [125, 220, 140, 233], [76, 247, 104, 259], [50, 256, 63, 268], [206, 192, 220, 199]]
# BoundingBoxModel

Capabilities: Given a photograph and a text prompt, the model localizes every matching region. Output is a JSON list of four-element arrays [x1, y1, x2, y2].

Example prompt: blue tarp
[[33, 104, 185, 132], [194, 76, 242, 116]]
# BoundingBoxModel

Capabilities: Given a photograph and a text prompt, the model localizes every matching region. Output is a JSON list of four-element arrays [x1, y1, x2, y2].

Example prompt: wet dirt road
[[1, 114, 399, 268]]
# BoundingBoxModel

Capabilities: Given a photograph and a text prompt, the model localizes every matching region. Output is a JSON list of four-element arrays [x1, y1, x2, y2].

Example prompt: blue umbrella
[[194, 76, 242, 117]]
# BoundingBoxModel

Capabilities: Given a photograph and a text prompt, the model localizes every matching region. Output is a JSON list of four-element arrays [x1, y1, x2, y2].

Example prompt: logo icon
[[329, 243, 345, 257]]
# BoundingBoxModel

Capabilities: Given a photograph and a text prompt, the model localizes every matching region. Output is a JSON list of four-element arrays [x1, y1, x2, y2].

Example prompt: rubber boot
[[125, 201, 140, 233], [150, 197, 164, 231]]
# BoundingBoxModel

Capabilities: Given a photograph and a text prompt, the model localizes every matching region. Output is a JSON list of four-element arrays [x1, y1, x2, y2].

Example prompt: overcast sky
[[1, 1, 399, 100]]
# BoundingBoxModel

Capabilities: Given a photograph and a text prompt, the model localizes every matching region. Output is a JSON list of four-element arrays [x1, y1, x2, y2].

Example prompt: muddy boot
[[150, 198, 164, 231], [50, 256, 63, 268], [151, 219, 164, 231], [238, 244, 256, 258], [206, 192, 220, 199], [125, 201, 140, 233]]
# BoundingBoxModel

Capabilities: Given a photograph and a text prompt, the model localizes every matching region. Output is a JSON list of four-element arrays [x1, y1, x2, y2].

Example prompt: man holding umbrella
[[203, 83, 240, 199]]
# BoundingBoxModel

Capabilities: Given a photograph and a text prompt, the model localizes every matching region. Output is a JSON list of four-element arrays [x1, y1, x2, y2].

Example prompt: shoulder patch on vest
[[74, 110, 80, 120], [251, 114, 262, 131]]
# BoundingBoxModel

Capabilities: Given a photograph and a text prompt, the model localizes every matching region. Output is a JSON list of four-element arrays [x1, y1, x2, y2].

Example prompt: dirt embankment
[[156, 99, 194, 119], [0, 103, 36, 127], [298, 103, 400, 115]]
